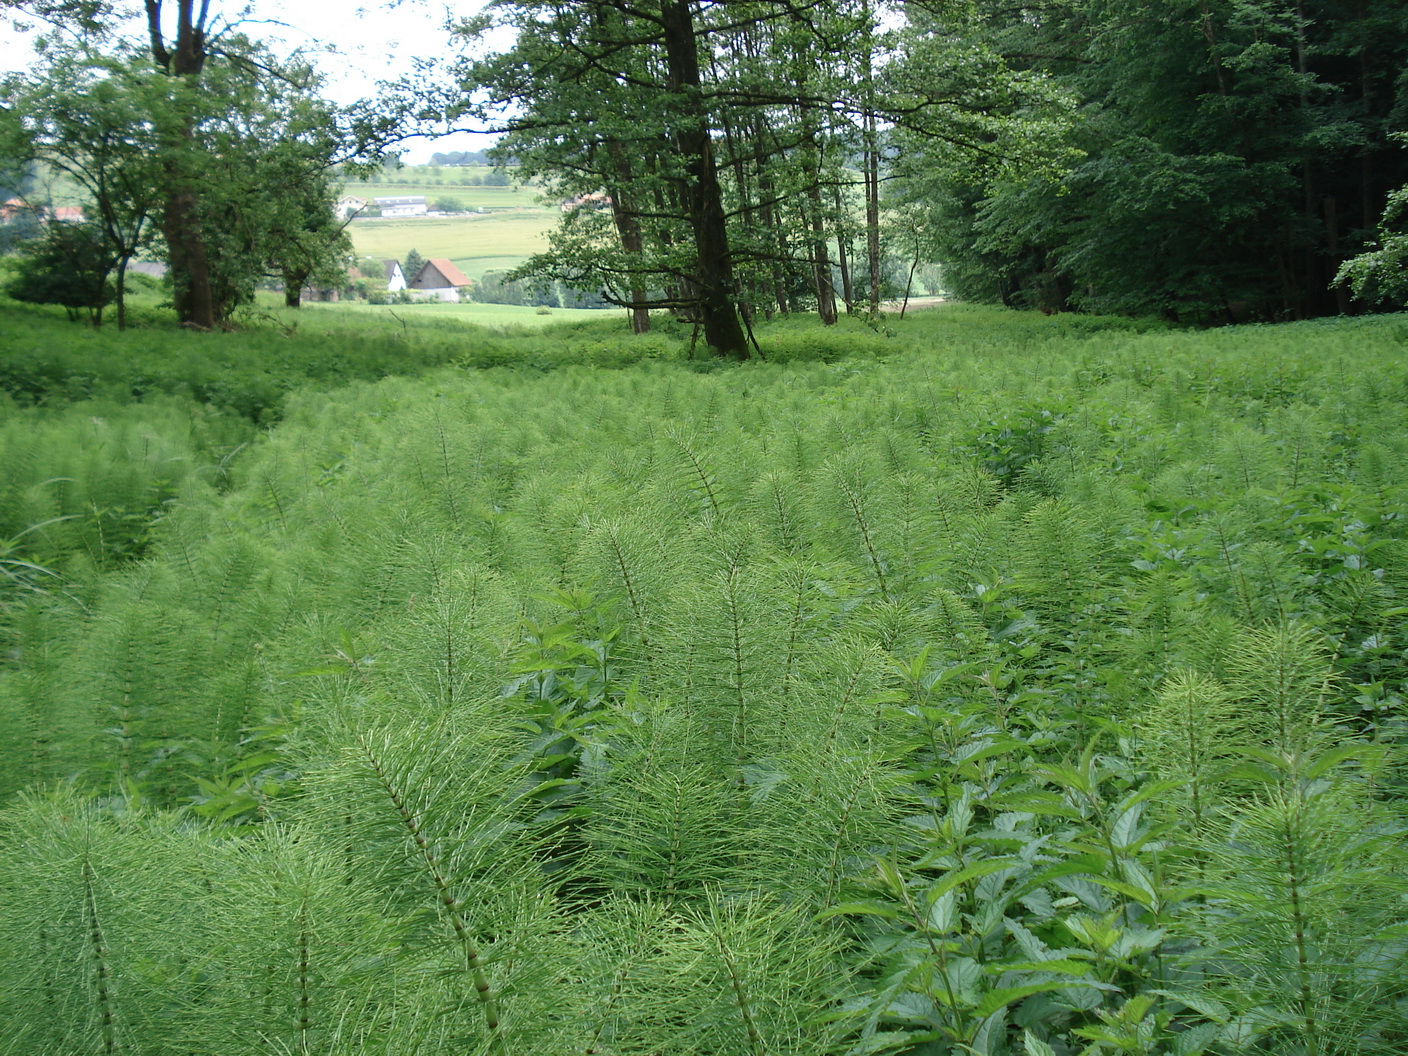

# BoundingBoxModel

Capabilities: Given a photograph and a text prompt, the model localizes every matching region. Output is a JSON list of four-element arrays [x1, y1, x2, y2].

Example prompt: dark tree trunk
[[283, 267, 308, 308], [660, 1, 749, 358], [146, 0, 217, 328], [833, 185, 853, 310], [606, 142, 651, 334]]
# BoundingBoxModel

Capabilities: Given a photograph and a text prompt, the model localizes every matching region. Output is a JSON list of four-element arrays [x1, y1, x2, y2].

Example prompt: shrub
[[6, 222, 114, 325]]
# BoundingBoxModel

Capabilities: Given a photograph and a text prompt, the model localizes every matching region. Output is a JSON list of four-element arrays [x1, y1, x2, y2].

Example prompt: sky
[[1, 0, 505, 164]]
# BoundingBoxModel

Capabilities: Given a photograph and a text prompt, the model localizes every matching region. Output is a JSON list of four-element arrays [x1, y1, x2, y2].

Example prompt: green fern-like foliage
[[2, 307, 1407, 1054], [1192, 775, 1408, 1055], [1137, 669, 1243, 837], [0, 793, 208, 1055], [1224, 622, 1336, 757]]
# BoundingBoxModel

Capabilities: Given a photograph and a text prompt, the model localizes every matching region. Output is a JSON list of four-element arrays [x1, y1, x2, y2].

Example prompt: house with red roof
[[408, 258, 473, 302]]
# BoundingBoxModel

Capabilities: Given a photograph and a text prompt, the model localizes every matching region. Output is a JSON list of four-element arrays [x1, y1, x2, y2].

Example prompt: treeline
[[427, 149, 494, 167], [916, 0, 1408, 323], [1, 1, 390, 330], [460, 1, 1067, 354], [6, 2, 1408, 351], [454, 1, 1408, 353]]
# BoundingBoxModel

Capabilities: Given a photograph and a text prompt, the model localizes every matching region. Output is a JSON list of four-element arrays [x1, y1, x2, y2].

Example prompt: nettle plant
[[1, 308, 1406, 1054]]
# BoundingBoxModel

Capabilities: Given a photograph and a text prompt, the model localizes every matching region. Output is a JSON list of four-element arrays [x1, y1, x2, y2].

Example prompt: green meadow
[[346, 210, 554, 281], [340, 165, 558, 281], [1, 301, 1406, 1055], [309, 299, 621, 326]]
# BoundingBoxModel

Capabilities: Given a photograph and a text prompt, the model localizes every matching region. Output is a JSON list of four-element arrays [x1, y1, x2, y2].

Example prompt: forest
[[3, 2, 1408, 347], [1, 2, 1407, 1055]]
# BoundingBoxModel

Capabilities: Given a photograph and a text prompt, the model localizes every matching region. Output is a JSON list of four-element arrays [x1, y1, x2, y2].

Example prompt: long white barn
[[374, 196, 428, 217]]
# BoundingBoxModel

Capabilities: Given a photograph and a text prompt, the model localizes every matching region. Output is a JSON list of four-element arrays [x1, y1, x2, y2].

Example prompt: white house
[[335, 196, 367, 221], [384, 259, 407, 293], [374, 196, 428, 217]]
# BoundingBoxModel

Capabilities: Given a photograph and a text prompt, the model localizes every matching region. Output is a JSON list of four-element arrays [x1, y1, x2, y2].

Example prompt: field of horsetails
[[1, 301, 1405, 1055]]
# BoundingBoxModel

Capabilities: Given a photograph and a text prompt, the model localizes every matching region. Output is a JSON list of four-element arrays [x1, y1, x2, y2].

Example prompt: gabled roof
[[383, 259, 403, 281], [413, 258, 472, 288]]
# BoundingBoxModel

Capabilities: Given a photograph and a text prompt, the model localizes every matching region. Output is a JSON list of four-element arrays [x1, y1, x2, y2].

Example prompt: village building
[[384, 259, 407, 293], [408, 258, 472, 302], [0, 198, 36, 224], [335, 196, 367, 221], [560, 191, 613, 213], [373, 195, 428, 218]]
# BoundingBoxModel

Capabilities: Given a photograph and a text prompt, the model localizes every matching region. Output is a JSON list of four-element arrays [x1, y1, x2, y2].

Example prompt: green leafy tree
[[461, 2, 1069, 353], [4, 47, 165, 328], [4, 3, 384, 326], [6, 219, 114, 324], [1335, 153, 1408, 306], [918, 0, 1408, 321]]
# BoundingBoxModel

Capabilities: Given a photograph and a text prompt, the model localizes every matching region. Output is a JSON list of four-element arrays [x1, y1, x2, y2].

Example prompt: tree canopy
[[908, 0, 1408, 322], [1, 0, 388, 326], [456, 0, 1071, 355]]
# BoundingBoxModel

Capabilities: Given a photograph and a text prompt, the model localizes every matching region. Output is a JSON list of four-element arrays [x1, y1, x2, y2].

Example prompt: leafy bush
[[5, 221, 114, 324]]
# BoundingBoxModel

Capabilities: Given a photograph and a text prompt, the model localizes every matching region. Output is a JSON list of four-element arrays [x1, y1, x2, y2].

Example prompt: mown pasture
[[346, 210, 554, 282], [1, 303, 1405, 1056]]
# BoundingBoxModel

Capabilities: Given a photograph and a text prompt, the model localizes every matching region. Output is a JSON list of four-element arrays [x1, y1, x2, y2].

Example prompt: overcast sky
[[1, 1, 503, 163]]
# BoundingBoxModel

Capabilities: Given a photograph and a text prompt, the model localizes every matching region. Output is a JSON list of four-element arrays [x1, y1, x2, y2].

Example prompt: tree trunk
[[660, 1, 749, 358], [833, 185, 853, 310], [283, 267, 308, 307], [606, 143, 651, 334], [147, 0, 216, 328], [860, 1, 881, 313], [115, 253, 131, 330]]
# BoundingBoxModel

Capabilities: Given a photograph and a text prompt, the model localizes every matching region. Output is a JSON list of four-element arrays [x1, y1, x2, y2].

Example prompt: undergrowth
[[0, 304, 1405, 1055]]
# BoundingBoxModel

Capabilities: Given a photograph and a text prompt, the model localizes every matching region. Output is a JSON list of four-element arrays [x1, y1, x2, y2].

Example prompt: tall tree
[[466, 1, 756, 356], [144, 0, 219, 326], [7, 1, 388, 326], [461, 1, 1071, 352], [4, 48, 165, 328], [917, 0, 1408, 321]]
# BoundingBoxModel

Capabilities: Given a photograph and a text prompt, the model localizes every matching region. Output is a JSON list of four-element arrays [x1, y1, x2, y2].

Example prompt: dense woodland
[[4, 2, 1408, 348]]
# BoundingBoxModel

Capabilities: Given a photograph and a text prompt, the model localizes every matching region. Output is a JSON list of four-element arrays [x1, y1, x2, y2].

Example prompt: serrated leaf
[[1151, 988, 1230, 1023], [1171, 1021, 1223, 1055], [926, 890, 955, 932], [1110, 799, 1144, 849], [927, 858, 1016, 903], [1004, 918, 1050, 961], [972, 980, 1088, 1019]]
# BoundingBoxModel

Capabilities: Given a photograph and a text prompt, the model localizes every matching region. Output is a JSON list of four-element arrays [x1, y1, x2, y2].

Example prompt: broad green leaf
[[972, 979, 1098, 1019]]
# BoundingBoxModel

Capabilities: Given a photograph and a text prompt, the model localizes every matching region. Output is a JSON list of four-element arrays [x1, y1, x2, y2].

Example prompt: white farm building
[[374, 196, 428, 217]]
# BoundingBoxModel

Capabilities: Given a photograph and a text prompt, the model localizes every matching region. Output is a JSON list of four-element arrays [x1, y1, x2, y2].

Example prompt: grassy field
[[341, 165, 559, 280], [2, 303, 1405, 1055], [347, 210, 555, 281], [311, 299, 619, 327]]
